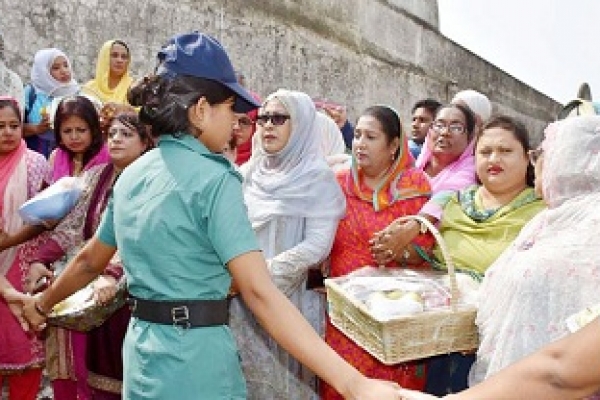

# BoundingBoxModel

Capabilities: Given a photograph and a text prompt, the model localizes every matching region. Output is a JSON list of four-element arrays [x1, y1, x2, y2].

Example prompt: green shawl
[[433, 185, 544, 277]]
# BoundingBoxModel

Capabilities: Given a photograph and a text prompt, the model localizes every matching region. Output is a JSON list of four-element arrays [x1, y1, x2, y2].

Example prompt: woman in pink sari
[[25, 103, 153, 399], [0, 96, 48, 399], [48, 95, 110, 184], [45, 95, 110, 399]]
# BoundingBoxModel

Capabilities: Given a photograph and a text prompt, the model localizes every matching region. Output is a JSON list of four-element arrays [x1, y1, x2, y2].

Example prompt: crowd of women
[[1, 28, 600, 400]]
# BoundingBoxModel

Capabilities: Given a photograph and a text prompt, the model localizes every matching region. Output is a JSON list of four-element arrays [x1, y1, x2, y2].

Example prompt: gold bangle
[[34, 301, 49, 318], [416, 219, 428, 235]]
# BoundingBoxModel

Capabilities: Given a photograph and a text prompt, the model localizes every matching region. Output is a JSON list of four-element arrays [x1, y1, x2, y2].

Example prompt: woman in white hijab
[[22, 48, 80, 158], [231, 89, 346, 399], [316, 111, 350, 172]]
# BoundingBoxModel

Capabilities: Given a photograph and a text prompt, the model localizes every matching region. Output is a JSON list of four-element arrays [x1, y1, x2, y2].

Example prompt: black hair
[[479, 114, 535, 187], [0, 98, 22, 122], [53, 96, 104, 167], [99, 103, 154, 153], [360, 105, 403, 159], [435, 103, 476, 140], [128, 74, 235, 138], [411, 98, 442, 115], [112, 40, 130, 56]]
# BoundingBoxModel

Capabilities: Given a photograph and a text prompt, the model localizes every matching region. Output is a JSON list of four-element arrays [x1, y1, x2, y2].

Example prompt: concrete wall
[[2, 0, 559, 142]]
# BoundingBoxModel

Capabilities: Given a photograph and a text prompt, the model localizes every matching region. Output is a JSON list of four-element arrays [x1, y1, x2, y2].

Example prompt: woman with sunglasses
[[232, 89, 345, 399], [12, 32, 406, 400]]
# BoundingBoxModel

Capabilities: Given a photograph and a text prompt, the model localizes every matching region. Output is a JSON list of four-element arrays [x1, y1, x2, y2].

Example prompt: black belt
[[128, 297, 229, 329]]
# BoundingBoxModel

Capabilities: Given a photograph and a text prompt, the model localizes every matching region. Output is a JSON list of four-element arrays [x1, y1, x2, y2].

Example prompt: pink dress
[[0, 149, 48, 373], [44, 146, 109, 400]]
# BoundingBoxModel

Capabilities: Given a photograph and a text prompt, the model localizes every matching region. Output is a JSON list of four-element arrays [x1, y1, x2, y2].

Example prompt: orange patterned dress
[[321, 164, 434, 399]]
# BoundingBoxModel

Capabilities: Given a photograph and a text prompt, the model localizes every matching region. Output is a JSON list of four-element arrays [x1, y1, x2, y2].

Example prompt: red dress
[[321, 167, 433, 399]]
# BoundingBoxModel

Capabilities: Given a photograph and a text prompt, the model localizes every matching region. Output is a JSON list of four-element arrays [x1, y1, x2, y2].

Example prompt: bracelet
[[34, 301, 49, 318], [416, 219, 428, 235]]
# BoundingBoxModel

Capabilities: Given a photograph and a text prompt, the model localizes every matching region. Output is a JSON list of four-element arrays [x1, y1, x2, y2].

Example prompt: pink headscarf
[[416, 133, 476, 220], [415, 133, 476, 194], [0, 139, 27, 274], [50, 144, 110, 183]]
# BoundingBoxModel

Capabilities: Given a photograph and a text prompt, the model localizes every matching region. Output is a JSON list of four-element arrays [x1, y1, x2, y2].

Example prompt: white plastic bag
[[19, 176, 84, 225]]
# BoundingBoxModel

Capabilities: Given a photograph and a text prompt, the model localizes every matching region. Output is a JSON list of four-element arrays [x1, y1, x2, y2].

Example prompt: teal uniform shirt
[[97, 134, 259, 399]]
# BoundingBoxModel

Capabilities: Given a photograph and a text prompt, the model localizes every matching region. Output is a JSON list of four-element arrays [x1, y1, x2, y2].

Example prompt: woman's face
[[197, 97, 236, 153], [50, 56, 72, 84], [256, 99, 292, 154], [59, 115, 93, 155], [109, 43, 130, 77], [232, 113, 254, 145], [476, 127, 529, 194], [353, 114, 399, 176], [0, 106, 22, 155], [429, 107, 470, 162], [107, 119, 147, 170]]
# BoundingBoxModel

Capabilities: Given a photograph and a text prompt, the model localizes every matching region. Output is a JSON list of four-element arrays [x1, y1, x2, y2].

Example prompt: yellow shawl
[[83, 40, 133, 104]]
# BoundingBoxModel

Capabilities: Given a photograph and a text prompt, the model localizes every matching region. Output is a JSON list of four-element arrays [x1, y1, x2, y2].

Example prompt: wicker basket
[[325, 215, 478, 365]]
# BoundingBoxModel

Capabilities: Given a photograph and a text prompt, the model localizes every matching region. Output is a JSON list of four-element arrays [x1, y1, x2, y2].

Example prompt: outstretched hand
[[397, 388, 441, 399], [2, 288, 32, 332], [22, 293, 48, 332], [92, 275, 118, 305], [343, 377, 404, 400]]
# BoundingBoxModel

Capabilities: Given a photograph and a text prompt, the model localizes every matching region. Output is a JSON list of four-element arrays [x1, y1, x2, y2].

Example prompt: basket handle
[[394, 215, 459, 311]]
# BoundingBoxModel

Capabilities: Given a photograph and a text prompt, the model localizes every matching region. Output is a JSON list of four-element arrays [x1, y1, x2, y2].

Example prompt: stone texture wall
[[2, 0, 559, 141]]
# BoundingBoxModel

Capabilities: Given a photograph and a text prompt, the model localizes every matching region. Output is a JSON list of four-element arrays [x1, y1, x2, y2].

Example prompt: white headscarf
[[316, 111, 346, 157], [242, 89, 345, 230], [30, 48, 79, 97], [470, 116, 600, 385], [452, 89, 492, 123]]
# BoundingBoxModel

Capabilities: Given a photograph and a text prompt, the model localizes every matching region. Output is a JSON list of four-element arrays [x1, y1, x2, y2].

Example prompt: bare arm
[[22, 236, 116, 327], [398, 319, 600, 400], [0, 277, 32, 331], [0, 224, 46, 252], [229, 250, 401, 400]]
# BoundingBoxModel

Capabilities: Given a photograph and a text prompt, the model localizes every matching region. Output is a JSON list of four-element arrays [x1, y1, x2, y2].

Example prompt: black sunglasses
[[255, 114, 291, 126]]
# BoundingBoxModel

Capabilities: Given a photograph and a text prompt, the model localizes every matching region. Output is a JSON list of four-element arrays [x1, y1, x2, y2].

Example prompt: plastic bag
[[19, 176, 85, 225], [337, 266, 478, 321]]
